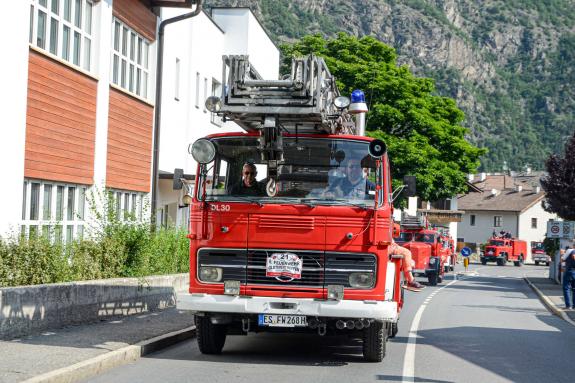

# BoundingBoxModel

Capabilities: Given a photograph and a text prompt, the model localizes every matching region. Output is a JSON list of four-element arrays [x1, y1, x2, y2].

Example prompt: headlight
[[429, 258, 436, 265], [189, 138, 216, 164], [199, 266, 222, 282], [333, 96, 350, 109], [349, 272, 374, 288]]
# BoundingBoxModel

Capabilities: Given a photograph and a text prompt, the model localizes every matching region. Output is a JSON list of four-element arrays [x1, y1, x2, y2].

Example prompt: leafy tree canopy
[[280, 33, 486, 201], [541, 130, 575, 220]]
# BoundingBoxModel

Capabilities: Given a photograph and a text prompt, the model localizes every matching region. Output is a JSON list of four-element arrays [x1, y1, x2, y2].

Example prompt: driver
[[230, 162, 266, 196]]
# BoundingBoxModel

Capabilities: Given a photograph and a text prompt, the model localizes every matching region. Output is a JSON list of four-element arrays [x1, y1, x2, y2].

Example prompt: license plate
[[258, 314, 307, 327]]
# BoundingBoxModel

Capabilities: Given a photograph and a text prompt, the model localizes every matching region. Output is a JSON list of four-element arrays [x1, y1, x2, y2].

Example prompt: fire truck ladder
[[400, 213, 427, 230], [217, 54, 355, 136]]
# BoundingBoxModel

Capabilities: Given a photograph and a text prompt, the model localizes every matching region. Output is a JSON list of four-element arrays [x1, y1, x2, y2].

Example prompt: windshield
[[489, 240, 505, 246], [532, 242, 544, 250], [414, 233, 435, 244], [394, 232, 413, 243], [198, 137, 382, 207]]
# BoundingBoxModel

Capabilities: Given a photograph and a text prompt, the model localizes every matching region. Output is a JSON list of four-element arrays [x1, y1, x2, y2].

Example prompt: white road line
[[401, 278, 459, 383]]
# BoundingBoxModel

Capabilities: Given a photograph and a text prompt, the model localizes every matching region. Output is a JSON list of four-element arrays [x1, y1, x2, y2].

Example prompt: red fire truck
[[481, 235, 528, 266], [176, 55, 413, 362], [395, 215, 448, 285]]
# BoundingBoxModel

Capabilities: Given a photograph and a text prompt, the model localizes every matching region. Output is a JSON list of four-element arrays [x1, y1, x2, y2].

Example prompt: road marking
[[401, 277, 459, 383]]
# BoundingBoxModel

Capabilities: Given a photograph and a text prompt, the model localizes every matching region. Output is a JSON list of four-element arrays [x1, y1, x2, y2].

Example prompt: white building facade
[[0, 1, 278, 239], [157, 7, 279, 227]]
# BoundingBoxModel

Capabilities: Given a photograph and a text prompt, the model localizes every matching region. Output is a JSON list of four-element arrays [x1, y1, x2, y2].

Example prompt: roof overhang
[[151, 0, 199, 8]]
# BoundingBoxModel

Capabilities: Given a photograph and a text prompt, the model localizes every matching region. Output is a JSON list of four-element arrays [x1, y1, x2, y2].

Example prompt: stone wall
[[0, 274, 189, 339]]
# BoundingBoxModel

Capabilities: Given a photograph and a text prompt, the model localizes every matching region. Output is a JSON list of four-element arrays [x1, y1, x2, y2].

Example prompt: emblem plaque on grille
[[266, 252, 303, 282]]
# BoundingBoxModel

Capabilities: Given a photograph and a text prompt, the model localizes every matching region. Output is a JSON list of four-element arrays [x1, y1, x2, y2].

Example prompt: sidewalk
[[524, 276, 575, 325], [0, 308, 195, 383]]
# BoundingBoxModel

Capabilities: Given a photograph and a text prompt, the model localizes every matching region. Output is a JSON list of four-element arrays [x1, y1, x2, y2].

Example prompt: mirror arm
[[391, 185, 406, 202]]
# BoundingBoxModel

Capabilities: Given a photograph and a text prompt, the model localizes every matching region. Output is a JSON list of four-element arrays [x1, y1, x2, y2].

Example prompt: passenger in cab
[[327, 159, 375, 198], [230, 162, 266, 196]]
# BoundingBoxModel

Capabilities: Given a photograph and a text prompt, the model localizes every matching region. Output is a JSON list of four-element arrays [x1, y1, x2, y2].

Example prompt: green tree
[[280, 33, 486, 201]]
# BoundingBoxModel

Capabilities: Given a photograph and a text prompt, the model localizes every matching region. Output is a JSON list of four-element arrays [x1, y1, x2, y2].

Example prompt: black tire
[[388, 322, 398, 339], [513, 261, 520, 266], [497, 258, 505, 266], [520, 255, 524, 265], [481, 259, 487, 265], [196, 316, 227, 355], [363, 321, 387, 362], [535, 261, 540, 266], [428, 273, 438, 286]]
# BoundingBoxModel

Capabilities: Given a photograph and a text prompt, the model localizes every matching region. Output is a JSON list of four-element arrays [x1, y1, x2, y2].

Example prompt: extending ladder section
[[217, 55, 355, 135]]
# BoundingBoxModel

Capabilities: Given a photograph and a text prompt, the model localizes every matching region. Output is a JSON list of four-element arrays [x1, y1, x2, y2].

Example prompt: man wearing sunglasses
[[230, 162, 266, 196]]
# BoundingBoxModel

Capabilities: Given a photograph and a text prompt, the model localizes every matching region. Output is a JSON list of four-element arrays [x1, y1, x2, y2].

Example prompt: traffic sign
[[461, 247, 472, 257], [547, 221, 575, 239]]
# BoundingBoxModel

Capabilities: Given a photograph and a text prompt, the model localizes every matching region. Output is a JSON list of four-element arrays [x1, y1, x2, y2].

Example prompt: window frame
[[493, 215, 502, 227], [110, 17, 151, 99], [531, 217, 537, 229], [21, 179, 87, 243], [470, 214, 476, 226], [29, 0, 94, 71]]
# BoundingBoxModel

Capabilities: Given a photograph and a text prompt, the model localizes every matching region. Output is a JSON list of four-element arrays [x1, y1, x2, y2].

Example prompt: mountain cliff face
[[205, 0, 575, 171]]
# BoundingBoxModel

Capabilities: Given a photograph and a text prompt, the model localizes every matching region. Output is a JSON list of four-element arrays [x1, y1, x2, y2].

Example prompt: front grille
[[325, 253, 377, 287], [247, 249, 324, 287], [197, 248, 377, 288]]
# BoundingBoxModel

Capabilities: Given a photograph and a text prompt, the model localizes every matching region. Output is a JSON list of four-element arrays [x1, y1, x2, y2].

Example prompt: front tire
[[388, 322, 398, 339], [428, 273, 438, 286], [363, 321, 387, 362], [481, 259, 487, 265], [196, 316, 227, 355], [535, 261, 540, 266]]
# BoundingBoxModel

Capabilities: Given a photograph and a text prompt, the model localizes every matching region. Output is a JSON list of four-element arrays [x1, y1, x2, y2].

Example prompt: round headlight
[[429, 258, 436, 265], [349, 272, 374, 288], [334, 96, 351, 109], [205, 96, 222, 113], [199, 266, 222, 282], [189, 139, 216, 164]]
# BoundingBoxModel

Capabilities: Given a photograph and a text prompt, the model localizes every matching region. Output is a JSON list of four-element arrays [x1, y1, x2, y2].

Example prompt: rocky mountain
[[204, 0, 575, 171]]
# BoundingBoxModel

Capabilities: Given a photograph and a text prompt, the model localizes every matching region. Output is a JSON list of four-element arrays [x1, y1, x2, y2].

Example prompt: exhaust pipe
[[345, 320, 355, 330]]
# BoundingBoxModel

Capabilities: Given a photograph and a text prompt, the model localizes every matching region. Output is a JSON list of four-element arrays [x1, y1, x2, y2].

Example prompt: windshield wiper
[[300, 198, 369, 210]]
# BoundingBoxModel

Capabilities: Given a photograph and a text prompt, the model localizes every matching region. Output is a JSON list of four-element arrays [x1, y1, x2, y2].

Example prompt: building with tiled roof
[[457, 173, 557, 261]]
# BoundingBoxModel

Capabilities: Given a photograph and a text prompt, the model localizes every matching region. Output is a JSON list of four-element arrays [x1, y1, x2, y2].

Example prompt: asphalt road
[[86, 264, 575, 383]]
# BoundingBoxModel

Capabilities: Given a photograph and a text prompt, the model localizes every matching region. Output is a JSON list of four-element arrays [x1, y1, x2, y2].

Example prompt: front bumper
[[177, 293, 398, 322], [481, 255, 504, 262]]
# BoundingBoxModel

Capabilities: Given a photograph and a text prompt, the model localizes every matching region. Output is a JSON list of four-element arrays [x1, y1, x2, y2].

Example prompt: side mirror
[[403, 175, 416, 197]]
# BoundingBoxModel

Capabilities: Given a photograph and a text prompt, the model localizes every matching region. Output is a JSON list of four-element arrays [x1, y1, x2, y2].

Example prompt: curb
[[21, 325, 196, 383], [524, 277, 575, 327]]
